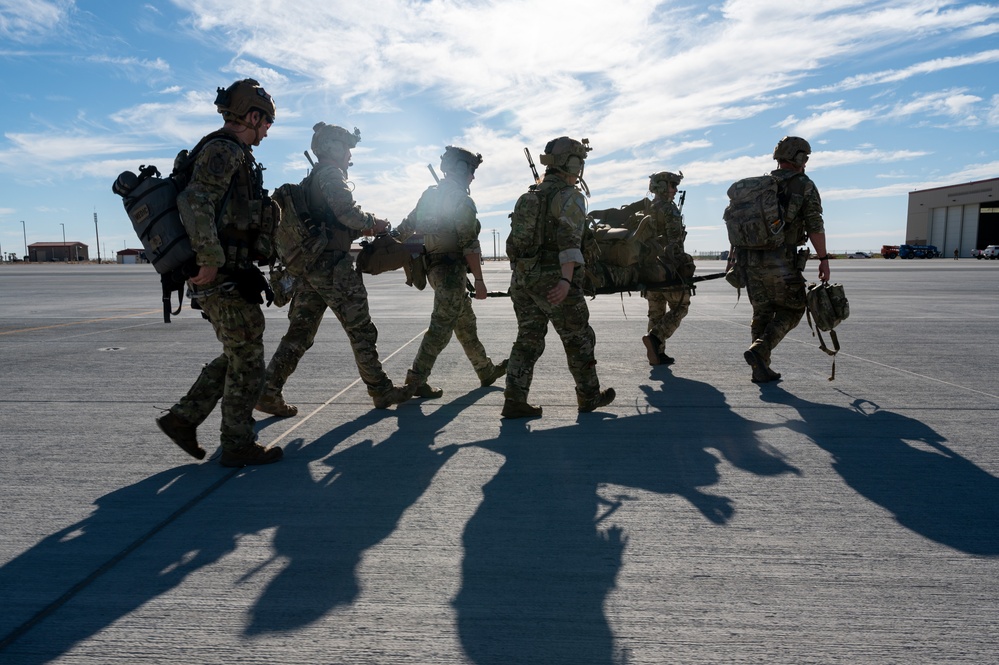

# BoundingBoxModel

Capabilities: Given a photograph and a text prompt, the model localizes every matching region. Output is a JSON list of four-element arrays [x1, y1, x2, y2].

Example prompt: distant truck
[[899, 244, 940, 259], [881, 245, 900, 259], [983, 245, 999, 259]]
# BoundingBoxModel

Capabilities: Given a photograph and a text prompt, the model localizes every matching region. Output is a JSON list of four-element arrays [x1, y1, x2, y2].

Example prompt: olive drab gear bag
[[111, 130, 241, 322], [271, 178, 328, 277], [723, 174, 791, 250], [355, 233, 426, 289], [805, 281, 850, 380]]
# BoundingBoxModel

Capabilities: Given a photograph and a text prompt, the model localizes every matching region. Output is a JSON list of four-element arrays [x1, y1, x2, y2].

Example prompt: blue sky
[[2, 0, 998, 259]]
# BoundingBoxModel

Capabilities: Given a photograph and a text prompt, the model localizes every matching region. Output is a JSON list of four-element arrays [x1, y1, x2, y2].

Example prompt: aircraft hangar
[[906, 177, 999, 257]]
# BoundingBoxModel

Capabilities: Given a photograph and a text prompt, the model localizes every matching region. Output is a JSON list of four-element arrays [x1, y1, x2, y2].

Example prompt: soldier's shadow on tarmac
[[452, 368, 801, 665], [0, 398, 473, 662], [760, 385, 999, 556]]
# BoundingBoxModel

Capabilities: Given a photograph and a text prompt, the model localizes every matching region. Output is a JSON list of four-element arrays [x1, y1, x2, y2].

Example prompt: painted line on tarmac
[[266, 329, 428, 447], [0, 310, 162, 336]]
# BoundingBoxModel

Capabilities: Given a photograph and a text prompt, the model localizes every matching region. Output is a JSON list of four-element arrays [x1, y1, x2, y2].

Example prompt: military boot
[[477, 359, 509, 387], [744, 348, 780, 384], [220, 442, 283, 468], [642, 334, 674, 366], [501, 399, 543, 419], [371, 384, 413, 409], [255, 393, 299, 417], [578, 388, 616, 413], [156, 411, 206, 460], [405, 370, 443, 399]]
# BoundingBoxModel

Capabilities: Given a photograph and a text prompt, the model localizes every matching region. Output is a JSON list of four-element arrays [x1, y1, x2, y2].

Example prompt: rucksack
[[723, 174, 795, 250], [111, 130, 240, 322], [271, 177, 328, 277], [805, 281, 850, 380], [507, 186, 547, 261]]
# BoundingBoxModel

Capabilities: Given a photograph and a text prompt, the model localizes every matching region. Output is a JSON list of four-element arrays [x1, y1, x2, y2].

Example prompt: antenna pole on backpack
[[427, 163, 441, 185], [304, 150, 315, 169], [524, 148, 541, 185]]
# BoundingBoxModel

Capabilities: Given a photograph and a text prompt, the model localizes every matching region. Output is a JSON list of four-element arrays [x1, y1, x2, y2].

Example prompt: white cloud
[[0, 0, 71, 41]]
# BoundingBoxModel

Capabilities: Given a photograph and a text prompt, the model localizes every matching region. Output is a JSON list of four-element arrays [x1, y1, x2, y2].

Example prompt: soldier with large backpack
[[502, 136, 615, 419], [395, 146, 508, 400], [155, 79, 284, 467], [254, 122, 411, 416], [725, 136, 830, 383]]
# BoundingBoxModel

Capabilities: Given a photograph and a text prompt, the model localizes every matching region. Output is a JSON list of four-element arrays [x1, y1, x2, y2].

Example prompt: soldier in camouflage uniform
[[502, 136, 615, 419], [156, 79, 283, 467], [737, 136, 830, 383], [395, 146, 507, 399], [255, 123, 411, 415], [640, 170, 691, 366]]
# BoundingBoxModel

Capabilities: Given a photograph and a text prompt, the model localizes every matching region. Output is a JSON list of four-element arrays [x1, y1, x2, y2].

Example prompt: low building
[[28, 242, 90, 262], [906, 178, 999, 257], [117, 248, 147, 265]]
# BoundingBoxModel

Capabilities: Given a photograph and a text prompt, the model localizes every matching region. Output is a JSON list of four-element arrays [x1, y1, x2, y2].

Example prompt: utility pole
[[21, 220, 27, 260], [60, 223, 65, 261], [94, 210, 102, 263]]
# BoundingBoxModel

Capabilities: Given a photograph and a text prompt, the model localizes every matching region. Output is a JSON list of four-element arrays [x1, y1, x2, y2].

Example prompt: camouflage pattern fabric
[[741, 168, 824, 363], [646, 288, 691, 346], [505, 175, 602, 403], [169, 131, 269, 452], [397, 178, 481, 255], [409, 262, 495, 384], [177, 133, 263, 270], [505, 270, 600, 403], [306, 163, 377, 252], [741, 248, 807, 365], [642, 196, 690, 346], [170, 289, 265, 451], [262, 251, 394, 396], [397, 178, 494, 386]]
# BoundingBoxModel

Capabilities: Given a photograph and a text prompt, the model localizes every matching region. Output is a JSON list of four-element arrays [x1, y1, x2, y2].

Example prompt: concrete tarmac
[[0, 259, 997, 664]]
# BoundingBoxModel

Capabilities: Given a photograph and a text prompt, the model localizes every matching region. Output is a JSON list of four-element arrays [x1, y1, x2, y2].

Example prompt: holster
[[224, 266, 273, 305], [795, 247, 810, 272]]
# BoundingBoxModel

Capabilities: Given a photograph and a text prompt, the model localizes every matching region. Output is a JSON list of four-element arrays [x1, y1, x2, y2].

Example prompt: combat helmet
[[649, 170, 683, 195], [773, 136, 811, 166], [539, 136, 592, 177], [214, 79, 275, 123], [440, 145, 483, 177], [311, 123, 362, 161]]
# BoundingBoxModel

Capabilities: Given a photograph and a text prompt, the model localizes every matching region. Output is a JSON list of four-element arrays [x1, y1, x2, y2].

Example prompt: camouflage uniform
[[261, 162, 399, 403], [168, 132, 270, 453], [642, 196, 691, 353], [396, 177, 503, 389], [505, 173, 602, 404], [739, 168, 824, 366]]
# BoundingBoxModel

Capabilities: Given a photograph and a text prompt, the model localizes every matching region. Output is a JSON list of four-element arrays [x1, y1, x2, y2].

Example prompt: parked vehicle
[[984, 245, 999, 259], [972, 248, 985, 259], [847, 251, 872, 259], [899, 244, 940, 259], [881, 245, 900, 259]]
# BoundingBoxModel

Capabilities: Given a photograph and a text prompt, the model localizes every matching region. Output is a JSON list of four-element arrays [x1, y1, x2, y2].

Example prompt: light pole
[[60, 223, 66, 261], [21, 220, 27, 260]]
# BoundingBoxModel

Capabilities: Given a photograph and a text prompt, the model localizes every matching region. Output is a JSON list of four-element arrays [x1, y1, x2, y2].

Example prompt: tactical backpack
[[112, 131, 240, 322], [723, 174, 796, 250], [506, 186, 548, 261], [271, 178, 328, 278], [805, 281, 850, 380]]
